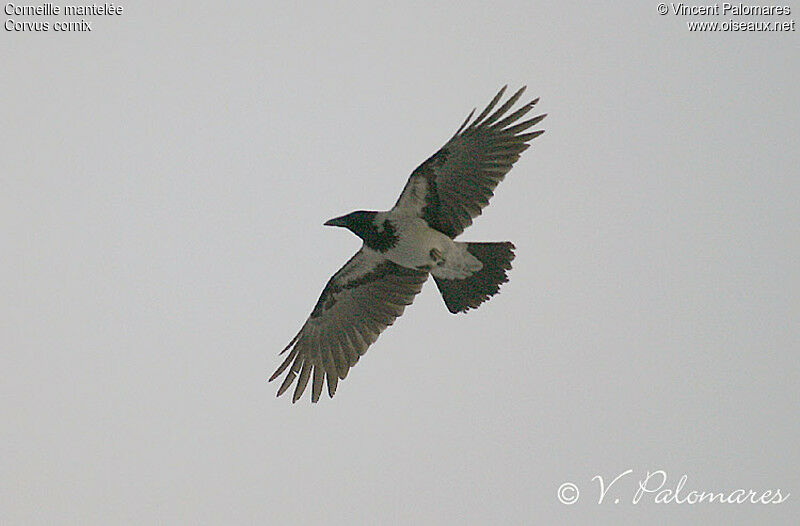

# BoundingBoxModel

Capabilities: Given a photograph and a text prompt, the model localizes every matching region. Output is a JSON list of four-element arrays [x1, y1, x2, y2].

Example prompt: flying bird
[[271, 86, 546, 402]]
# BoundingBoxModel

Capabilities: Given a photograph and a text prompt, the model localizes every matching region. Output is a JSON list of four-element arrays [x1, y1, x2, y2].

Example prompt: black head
[[324, 210, 377, 234], [324, 210, 397, 252]]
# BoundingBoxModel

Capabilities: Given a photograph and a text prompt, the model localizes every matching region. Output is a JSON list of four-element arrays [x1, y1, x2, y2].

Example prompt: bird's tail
[[433, 242, 515, 314]]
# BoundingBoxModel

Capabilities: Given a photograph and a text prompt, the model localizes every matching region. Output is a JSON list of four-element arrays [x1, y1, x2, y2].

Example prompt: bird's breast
[[381, 216, 452, 270]]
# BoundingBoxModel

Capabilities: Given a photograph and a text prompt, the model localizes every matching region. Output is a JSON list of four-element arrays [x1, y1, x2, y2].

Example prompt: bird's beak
[[324, 215, 347, 227]]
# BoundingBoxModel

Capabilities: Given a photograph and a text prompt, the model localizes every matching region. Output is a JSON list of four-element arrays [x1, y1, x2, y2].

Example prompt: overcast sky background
[[2, 2, 798, 524]]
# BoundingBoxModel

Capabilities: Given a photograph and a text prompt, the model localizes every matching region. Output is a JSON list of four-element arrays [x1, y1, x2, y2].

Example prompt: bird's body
[[271, 86, 547, 402], [338, 211, 483, 279]]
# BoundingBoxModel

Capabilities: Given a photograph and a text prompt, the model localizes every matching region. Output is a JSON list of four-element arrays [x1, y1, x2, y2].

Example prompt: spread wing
[[270, 248, 428, 403], [394, 86, 546, 238]]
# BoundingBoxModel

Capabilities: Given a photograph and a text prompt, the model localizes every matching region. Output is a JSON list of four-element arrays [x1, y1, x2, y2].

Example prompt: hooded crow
[[271, 86, 546, 402]]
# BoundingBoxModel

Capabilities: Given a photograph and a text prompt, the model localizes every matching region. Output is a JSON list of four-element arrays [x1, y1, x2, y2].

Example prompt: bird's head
[[324, 211, 379, 238]]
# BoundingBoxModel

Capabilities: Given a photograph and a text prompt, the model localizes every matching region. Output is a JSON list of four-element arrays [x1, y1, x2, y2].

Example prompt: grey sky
[[2, 2, 798, 524]]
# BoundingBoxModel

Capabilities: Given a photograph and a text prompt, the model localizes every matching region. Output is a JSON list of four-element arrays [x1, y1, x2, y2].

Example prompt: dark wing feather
[[270, 249, 428, 403], [394, 86, 546, 238]]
